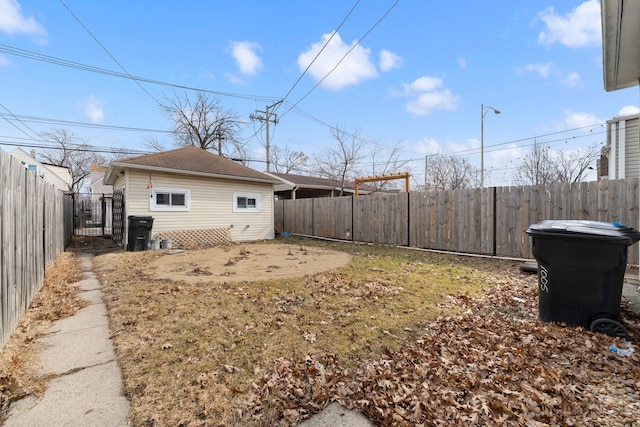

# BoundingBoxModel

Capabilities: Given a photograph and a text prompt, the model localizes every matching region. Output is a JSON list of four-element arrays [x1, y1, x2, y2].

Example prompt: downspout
[[292, 186, 298, 200]]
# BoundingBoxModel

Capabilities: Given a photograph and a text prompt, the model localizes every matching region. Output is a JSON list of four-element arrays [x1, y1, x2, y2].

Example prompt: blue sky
[[1, 0, 638, 186]]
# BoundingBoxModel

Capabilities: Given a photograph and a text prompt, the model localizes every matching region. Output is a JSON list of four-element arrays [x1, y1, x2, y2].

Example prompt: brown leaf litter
[[244, 281, 640, 426]]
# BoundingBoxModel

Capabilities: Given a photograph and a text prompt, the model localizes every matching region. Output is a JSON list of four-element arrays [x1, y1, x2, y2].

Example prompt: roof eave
[[602, 0, 640, 92], [105, 162, 279, 185]]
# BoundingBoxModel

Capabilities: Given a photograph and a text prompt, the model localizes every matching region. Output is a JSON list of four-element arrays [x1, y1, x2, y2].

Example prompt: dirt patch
[[148, 243, 352, 284]]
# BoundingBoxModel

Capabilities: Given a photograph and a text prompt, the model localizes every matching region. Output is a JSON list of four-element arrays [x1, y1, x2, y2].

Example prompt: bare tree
[[367, 140, 411, 191], [39, 129, 108, 192], [555, 145, 600, 183], [270, 145, 308, 174], [143, 134, 167, 152], [159, 91, 245, 157], [425, 154, 477, 190], [513, 140, 599, 186], [311, 125, 366, 195], [513, 140, 559, 186]]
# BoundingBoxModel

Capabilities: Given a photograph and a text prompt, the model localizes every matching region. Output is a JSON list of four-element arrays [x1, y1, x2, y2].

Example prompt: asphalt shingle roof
[[117, 146, 274, 182]]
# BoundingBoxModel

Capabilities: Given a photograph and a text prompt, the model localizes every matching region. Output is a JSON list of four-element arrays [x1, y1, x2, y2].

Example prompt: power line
[[0, 43, 275, 102], [0, 104, 43, 141], [282, 0, 400, 118], [59, 0, 161, 105], [0, 113, 173, 134], [279, 0, 361, 106]]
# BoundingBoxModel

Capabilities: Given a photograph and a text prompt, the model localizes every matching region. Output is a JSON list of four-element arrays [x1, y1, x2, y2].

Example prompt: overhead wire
[[281, 0, 400, 119], [59, 0, 161, 105], [0, 104, 44, 141], [279, 0, 361, 106], [0, 44, 275, 102], [0, 113, 173, 133]]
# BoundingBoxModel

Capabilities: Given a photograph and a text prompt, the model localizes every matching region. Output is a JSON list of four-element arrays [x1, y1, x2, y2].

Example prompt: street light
[[480, 104, 501, 188]]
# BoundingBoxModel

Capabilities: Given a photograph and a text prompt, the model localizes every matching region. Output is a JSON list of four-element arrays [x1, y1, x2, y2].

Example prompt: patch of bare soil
[[148, 243, 352, 284]]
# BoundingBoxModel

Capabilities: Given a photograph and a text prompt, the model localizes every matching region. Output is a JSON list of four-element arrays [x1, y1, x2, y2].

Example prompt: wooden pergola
[[354, 173, 410, 195]]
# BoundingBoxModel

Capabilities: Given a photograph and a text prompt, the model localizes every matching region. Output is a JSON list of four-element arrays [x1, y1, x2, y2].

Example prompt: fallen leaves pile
[[244, 280, 640, 426]]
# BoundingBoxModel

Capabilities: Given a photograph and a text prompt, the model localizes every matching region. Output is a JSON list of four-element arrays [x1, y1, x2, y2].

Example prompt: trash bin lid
[[526, 220, 640, 245]]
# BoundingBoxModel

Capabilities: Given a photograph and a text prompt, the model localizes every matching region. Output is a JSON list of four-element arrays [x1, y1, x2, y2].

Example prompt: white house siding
[[607, 115, 640, 179], [125, 169, 274, 243], [8, 148, 71, 191]]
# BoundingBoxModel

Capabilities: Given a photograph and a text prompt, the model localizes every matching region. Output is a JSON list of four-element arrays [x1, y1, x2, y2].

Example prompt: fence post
[[406, 192, 411, 247], [492, 186, 497, 256]]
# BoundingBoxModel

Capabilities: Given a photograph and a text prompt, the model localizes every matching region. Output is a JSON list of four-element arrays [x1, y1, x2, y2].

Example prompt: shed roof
[[104, 146, 279, 185], [266, 172, 348, 189]]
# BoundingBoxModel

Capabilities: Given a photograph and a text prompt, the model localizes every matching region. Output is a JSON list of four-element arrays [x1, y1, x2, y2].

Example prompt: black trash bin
[[526, 220, 640, 338], [127, 216, 154, 252]]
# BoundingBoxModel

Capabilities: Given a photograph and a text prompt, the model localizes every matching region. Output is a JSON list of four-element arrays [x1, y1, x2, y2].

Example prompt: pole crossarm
[[250, 99, 283, 172], [354, 172, 410, 195]]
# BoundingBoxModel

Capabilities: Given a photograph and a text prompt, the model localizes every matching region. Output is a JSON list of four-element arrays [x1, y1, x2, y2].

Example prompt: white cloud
[[224, 72, 244, 85], [618, 105, 640, 116], [523, 62, 554, 78], [83, 95, 104, 124], [0, 0, 47, 42], [538, 0, 601, 48], [406, 90, 458, 116], [404, 76, 442, 93], [562, 109, 604, 129], [229, 41, 263, 76], [401, 76, 458, 117], [379, 49, 402, 72], [519, 63, 583, 88], [563, 71, 582, 88], [297, 31, 378, 91], [414, 138, 442, 155], [458, 57, 467, 70]]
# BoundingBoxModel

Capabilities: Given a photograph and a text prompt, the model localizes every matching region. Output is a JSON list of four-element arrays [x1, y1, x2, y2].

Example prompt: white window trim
[[233, 192, 260, 212], [150, 187, 190, 212]]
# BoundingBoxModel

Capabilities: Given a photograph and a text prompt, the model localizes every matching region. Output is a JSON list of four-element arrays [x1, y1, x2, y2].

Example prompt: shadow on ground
[[67, 236, 123, 255]]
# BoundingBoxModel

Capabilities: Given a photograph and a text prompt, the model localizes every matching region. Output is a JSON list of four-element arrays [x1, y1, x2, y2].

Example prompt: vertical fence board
[[1, 150, 67, 350], [279, 178, 640, 263]]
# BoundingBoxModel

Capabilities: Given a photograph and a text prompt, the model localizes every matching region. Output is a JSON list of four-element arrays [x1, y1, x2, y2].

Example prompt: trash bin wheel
[[589, 318, 629, 339]]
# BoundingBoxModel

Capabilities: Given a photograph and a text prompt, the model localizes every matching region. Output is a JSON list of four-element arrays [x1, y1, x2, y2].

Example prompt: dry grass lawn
[[4, 237, 637, 426], [93, 237, 533, 425]]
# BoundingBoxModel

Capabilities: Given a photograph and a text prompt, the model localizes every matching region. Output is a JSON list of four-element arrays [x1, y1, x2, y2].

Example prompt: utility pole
[[250, 99, 283, 172]]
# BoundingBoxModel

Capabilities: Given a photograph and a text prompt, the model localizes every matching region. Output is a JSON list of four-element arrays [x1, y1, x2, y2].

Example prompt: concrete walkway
[[4, 254, 130, 427]]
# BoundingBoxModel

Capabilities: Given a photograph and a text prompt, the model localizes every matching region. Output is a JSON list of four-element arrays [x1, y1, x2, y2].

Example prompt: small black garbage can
[[526, 220, 640, 338], [127, 216, 154, 252]]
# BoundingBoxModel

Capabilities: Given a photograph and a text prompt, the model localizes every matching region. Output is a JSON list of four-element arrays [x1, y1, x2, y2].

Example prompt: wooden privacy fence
[[0, 150, 72, 350], [275, 178, 640, 264]]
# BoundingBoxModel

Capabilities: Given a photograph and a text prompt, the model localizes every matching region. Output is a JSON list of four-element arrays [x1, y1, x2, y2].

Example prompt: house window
[[27, 164, 38, 173], [150, 188, 190, 211], [233, 193, 260, 212]]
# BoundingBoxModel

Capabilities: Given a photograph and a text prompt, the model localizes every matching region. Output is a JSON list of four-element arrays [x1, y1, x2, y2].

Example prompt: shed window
[[150, 188, 190, 211], [233, 193, 260, 212]]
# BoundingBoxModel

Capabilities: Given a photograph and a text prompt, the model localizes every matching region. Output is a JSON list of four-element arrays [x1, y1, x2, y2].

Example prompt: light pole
[[480, 104, 500, 188]]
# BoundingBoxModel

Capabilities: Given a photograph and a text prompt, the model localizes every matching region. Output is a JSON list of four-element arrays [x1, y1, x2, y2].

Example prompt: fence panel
[[282, 198, 314, 235], [1, 149, 68, 350], [313, 196, 352, 240], [278, 178, 640, 264], [353, 193, 408, 246]]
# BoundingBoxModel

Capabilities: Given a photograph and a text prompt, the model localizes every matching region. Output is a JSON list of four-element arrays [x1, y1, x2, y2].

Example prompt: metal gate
[[112, 190, 125, 246], [73, 193, 113, 237]]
